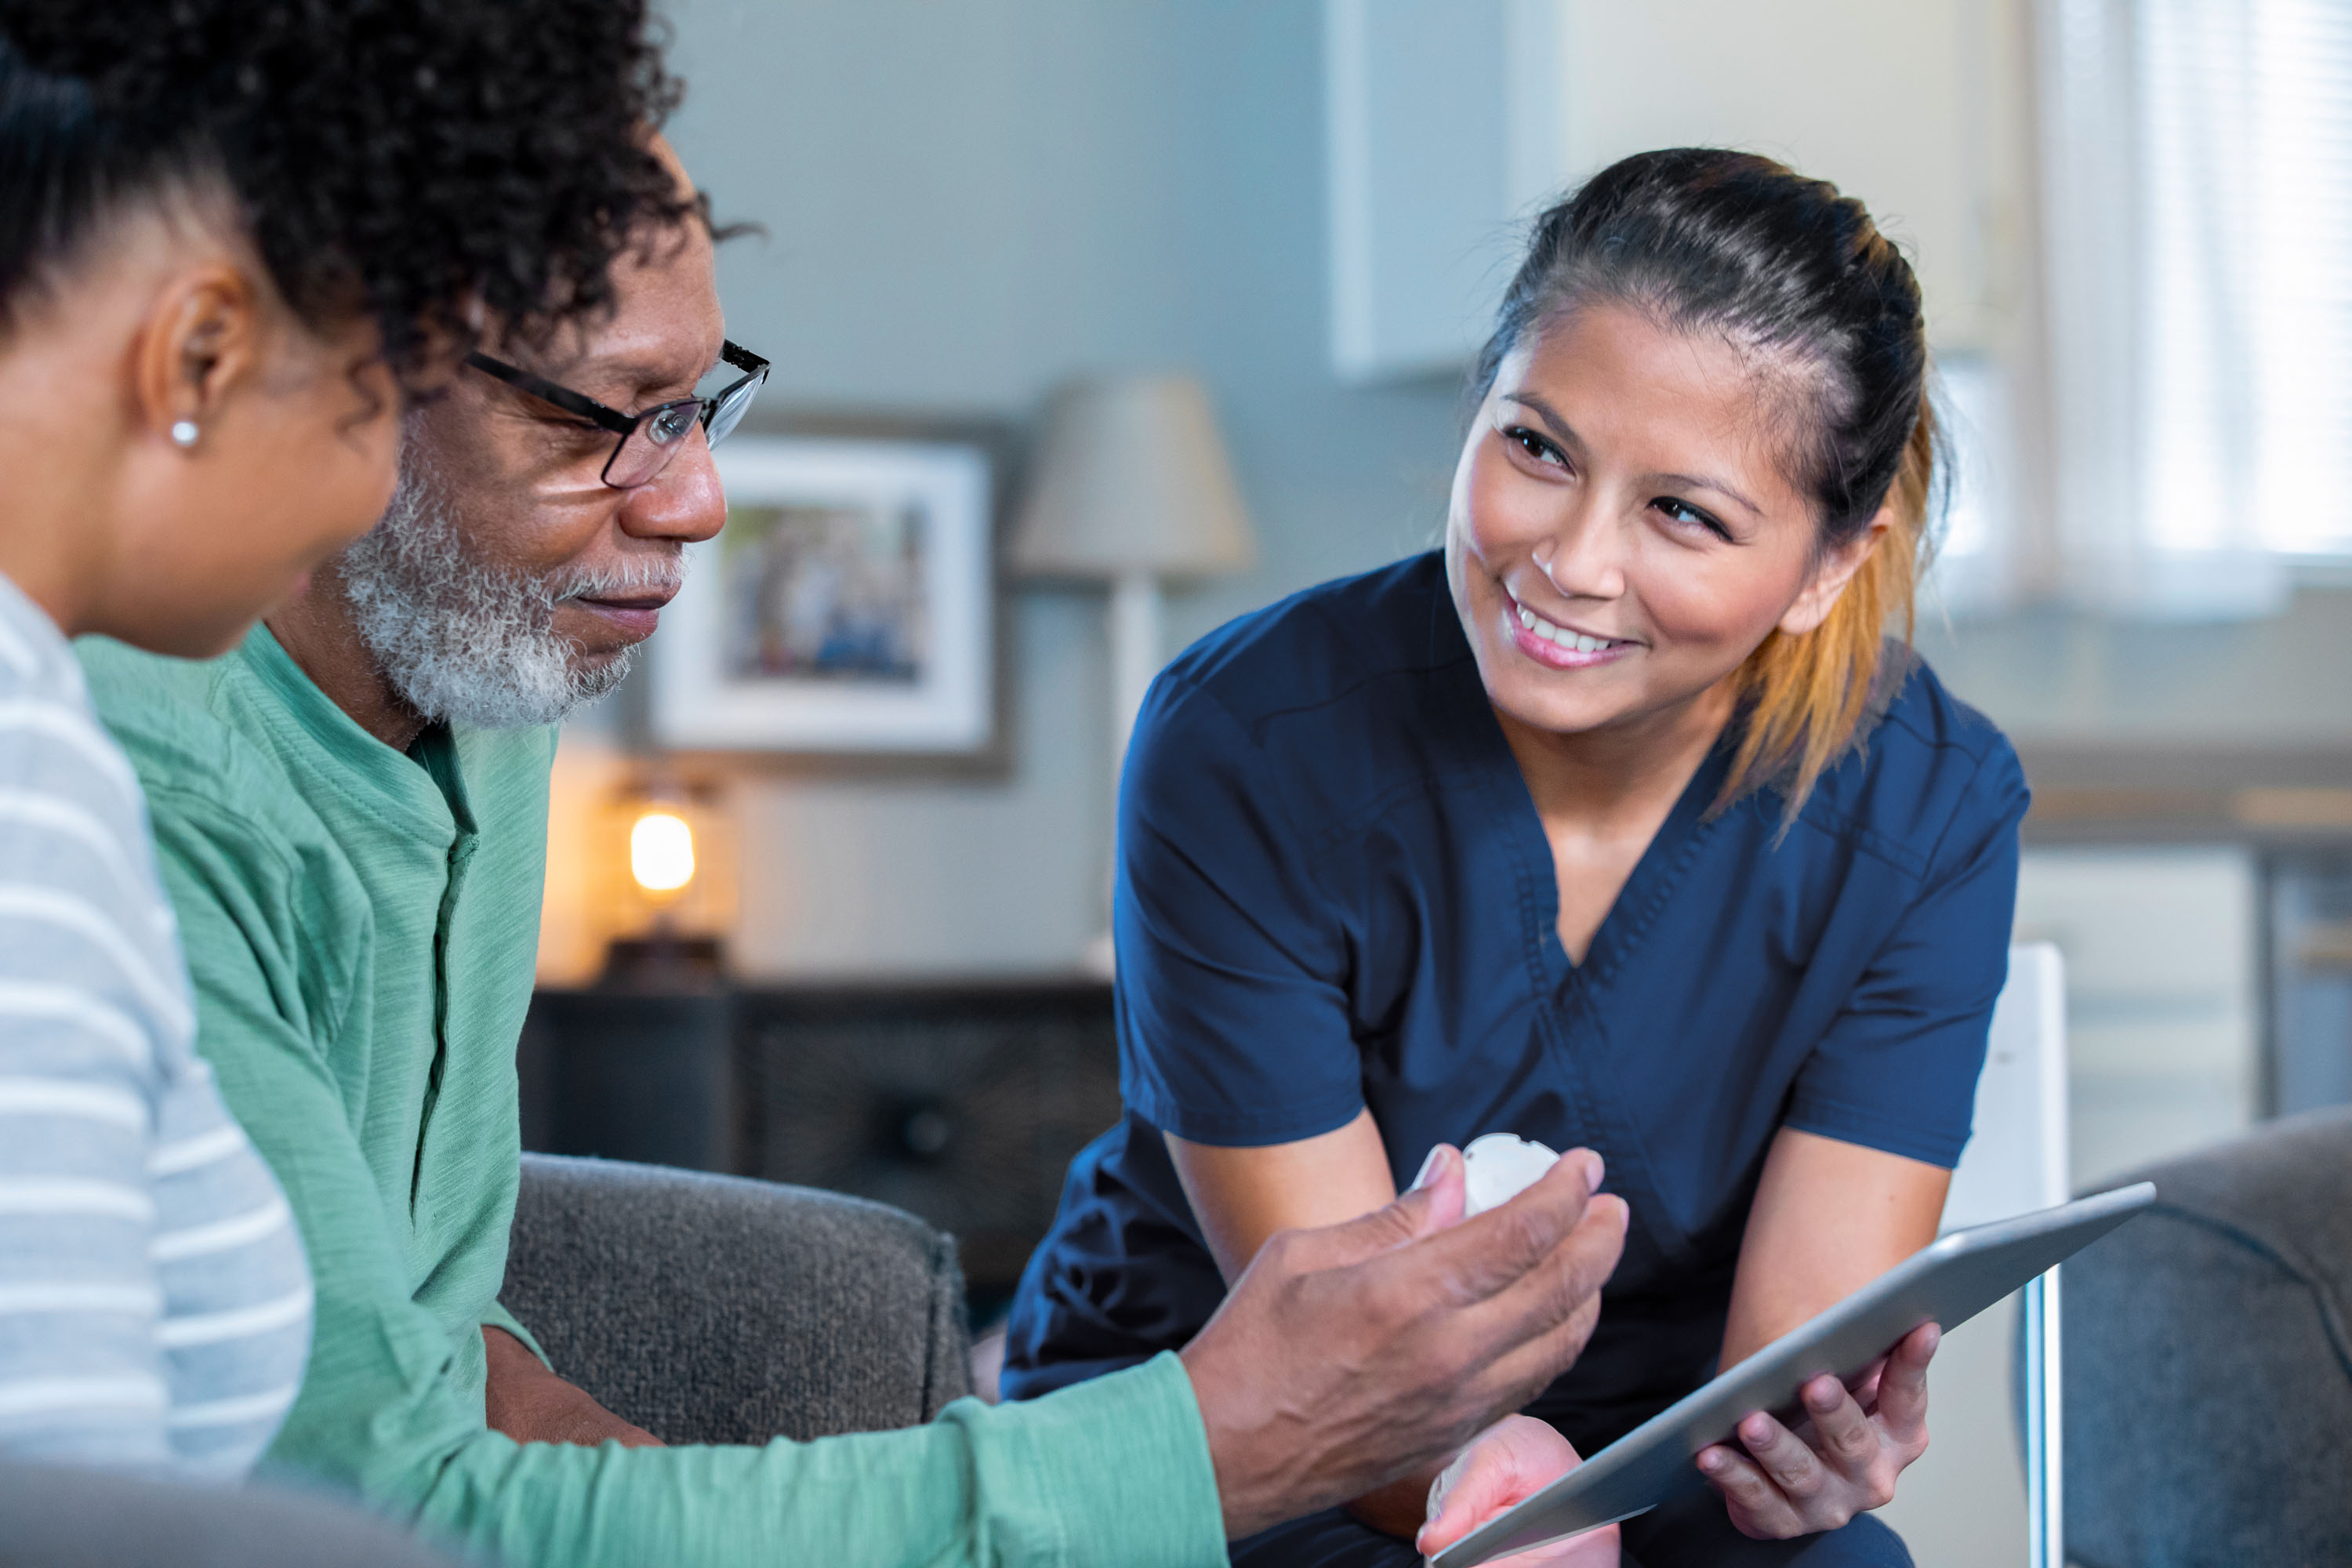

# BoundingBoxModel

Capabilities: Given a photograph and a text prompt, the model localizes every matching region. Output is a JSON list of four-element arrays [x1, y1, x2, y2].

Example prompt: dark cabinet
[[519, 981, 1120, 1299]]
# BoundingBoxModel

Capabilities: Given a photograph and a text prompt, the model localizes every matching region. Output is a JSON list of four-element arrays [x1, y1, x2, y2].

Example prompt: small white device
[[1460, 1133, 1561, 1216]]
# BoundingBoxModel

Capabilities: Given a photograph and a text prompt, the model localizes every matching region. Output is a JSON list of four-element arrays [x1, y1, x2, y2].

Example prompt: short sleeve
[[1112, 676, 1365, 1147], [1784, 742, 2031, 1169]]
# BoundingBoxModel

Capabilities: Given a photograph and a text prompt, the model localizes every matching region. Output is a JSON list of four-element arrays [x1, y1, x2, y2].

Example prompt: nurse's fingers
[[1871, 1323, 1938, 1445], [1415, 1415, 1580, 1555], [1801, 1375, 1882, 1478], [1696, 1443, 1805, 1540], [1734, 1409, 1831, 1503]]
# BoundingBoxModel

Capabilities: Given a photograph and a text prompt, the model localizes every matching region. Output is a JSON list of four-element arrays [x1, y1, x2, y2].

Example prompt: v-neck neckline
[[1469, 688, 1737, 989], [1416, 567, 1738, 987]]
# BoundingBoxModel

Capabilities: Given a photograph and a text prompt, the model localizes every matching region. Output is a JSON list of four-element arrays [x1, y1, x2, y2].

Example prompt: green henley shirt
[[79, 626, 1225, 1568]]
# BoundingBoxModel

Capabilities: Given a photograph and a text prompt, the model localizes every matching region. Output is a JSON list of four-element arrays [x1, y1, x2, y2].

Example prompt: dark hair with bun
[[1472, 147, 1940, 814], [0, 0, 697, 380]]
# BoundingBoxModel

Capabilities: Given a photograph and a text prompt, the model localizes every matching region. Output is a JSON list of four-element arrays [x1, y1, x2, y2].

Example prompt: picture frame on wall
[[651, 434, 994, 754]]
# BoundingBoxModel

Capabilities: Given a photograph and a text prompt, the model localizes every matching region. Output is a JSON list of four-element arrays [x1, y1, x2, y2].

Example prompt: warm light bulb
[[630, 809, 696, 895]]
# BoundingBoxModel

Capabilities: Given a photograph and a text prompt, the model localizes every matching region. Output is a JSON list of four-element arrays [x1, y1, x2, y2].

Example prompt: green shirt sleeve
[[143, 787, 1228, 1568], [481, 1298, 550, 1370]]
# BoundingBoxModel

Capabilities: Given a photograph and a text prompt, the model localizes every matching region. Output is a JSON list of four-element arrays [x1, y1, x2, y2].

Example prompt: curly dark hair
[[0, 0, 695, 379]]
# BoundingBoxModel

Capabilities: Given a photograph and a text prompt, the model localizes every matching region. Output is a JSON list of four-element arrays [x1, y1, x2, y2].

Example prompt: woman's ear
[[1777, 505, 1892, 637], [132, 263, 264, 453]]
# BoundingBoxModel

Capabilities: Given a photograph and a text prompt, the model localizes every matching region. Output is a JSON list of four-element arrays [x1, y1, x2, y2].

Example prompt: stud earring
[[169, 420, 199, 448]]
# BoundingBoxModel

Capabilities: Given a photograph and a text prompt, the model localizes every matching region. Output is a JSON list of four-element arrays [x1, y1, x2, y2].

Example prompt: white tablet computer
[[1430, 1181, 2157, 1568]]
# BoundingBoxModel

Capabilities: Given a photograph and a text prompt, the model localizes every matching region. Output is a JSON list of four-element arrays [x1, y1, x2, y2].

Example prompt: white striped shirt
[[0, 574, 310, 1480]]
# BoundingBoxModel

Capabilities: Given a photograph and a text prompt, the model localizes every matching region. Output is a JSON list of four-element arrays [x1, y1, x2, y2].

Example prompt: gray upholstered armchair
[[2, 1155, 972, 1564], [500, 1152, 974, 1443], [2060, 1105, 2352, 1567]]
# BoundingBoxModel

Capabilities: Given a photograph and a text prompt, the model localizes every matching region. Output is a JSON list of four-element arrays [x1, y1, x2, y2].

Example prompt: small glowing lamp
[[629, 808, 697, 896], [599, 779, 733, 987]]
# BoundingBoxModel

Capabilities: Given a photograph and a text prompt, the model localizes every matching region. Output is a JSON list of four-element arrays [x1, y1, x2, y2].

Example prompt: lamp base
[[1080, 929, 1116, 981], [600, 935, 728, 990]]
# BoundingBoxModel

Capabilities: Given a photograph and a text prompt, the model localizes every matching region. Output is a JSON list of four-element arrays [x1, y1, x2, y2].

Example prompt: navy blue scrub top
[[1002, 553, 2030, 1454]]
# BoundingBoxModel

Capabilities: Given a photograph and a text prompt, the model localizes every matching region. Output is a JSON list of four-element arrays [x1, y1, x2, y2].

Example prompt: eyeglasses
[[463, 339, 771, 489]]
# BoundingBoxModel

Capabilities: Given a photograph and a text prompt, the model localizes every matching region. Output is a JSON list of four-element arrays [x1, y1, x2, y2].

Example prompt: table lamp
[[1013, 375, 1256, 763], [600, 775, 734, 988], [1010, 375, 1258, 971]]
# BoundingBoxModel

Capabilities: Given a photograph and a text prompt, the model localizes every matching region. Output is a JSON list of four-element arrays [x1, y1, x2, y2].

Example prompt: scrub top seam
[[1164, 652, 1476, 753], [1292, 764, 1511, 864], [1559, 817, 1716, 1265], [1786, 790, 1933, 881], [1476, 727, 1682, 1265], [1157, 665, 1491, 870], [1584, 797, 1726, 991]]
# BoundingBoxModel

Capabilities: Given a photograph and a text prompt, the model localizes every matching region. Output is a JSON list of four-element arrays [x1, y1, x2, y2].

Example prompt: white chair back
[[1937, 942, 2070, 1568], [1944, 942, 2071, 1231]]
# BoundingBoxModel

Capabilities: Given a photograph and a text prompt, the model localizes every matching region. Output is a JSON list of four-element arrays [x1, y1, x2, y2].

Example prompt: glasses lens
[[601, 399, 705, 489], [705, 368, 767, 449]]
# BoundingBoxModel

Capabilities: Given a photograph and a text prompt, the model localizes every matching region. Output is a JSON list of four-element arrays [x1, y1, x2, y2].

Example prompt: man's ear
[[132, 263, 264, 452], [1777, 505, 1893, 637]]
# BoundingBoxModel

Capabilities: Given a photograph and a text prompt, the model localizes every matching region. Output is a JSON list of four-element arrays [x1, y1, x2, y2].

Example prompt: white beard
[[339, 451, 683, 731]]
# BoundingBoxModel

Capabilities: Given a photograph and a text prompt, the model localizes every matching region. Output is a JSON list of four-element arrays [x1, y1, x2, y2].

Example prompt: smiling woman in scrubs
[[1003, 149, 2027, 1568]]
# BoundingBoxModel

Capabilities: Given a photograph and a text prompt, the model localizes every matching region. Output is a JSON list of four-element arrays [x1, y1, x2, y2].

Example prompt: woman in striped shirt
[[0, 1, 700, 1478]]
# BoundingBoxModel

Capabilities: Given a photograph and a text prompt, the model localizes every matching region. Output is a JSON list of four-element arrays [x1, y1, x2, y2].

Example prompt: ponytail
[[1722, 404, 1935, 818]]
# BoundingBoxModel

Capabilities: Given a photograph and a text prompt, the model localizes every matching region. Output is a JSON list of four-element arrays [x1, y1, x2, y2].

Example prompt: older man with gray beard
[[74, 149, 1628, 1568]]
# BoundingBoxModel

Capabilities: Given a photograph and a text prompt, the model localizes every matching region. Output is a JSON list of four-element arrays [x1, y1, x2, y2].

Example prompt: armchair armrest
[[0, 1462, 456, 1567], [501, 1154, 972, 1446], [2060, 1105, 2352, 1566]]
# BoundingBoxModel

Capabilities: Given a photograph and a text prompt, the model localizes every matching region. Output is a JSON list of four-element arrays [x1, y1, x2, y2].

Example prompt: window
[[2138, 0, 2352, 559], [2039, 0, 2352, 615]]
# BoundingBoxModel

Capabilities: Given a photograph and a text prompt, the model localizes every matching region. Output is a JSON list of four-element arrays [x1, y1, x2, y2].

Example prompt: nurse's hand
[[1415, 1415, 1621, 1566], [1695, 1323, 1938, 1539]]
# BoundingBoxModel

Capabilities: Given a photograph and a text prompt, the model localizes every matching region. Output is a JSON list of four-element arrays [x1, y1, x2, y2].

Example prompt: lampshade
[[1010, 375, 1257, 582]]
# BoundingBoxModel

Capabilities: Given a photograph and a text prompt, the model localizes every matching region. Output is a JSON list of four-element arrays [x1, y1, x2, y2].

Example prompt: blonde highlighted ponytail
[[1721, 403, 1936, 819]]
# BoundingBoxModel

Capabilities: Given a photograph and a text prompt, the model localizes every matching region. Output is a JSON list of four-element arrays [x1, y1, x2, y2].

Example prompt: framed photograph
[[652, 435, 994, 753]]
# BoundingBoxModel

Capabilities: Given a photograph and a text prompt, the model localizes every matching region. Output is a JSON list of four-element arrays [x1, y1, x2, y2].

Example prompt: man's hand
[[1181, 1143, 1628, 1541], [481, 1326, 664, 1449]]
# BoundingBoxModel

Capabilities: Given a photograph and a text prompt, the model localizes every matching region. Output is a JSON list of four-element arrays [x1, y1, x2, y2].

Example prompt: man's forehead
[[522, 222, 725, 401]]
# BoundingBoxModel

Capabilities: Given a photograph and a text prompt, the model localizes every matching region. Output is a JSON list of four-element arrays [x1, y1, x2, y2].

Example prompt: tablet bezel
[[1430, 1181, 2157, 1568]]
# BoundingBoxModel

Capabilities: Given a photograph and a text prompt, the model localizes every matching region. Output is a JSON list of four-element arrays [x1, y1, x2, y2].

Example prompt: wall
[[539, 0, 2352, 985], [1922, 583, 2352, 751], [543, 0, 1465, 982]]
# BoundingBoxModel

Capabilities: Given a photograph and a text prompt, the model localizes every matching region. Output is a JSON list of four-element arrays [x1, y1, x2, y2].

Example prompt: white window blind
[[2041, 0, 2352, 616], [2140, 0, 2352, 558]]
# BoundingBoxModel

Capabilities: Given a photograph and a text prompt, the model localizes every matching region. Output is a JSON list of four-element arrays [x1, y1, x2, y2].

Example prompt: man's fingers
[[1274, 1145, 1468, 1275], [1431, 1196, 1624, 1422], [1405, 1149, 1608, 1307], [1447, 1191, 1626, 1356], [1463, 1272, 1608, 1413]]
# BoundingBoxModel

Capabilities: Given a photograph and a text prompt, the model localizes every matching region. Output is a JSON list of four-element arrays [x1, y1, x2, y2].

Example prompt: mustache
[[550, 550, 687, 604]]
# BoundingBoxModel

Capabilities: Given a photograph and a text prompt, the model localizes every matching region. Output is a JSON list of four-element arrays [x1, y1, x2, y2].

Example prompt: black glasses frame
[[463, 339, 771, 488]]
